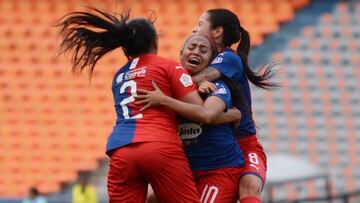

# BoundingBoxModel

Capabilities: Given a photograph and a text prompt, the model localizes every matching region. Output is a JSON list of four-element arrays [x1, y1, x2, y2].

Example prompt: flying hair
[[57, 7, 157, 80]]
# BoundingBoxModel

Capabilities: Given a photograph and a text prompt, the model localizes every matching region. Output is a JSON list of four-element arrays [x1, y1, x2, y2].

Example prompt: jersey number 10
[[119, 80, 143, 119]]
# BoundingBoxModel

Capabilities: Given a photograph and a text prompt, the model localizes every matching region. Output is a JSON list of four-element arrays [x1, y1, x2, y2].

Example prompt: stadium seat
[[0, 0, 310, 198], [252, 0, 360, 199]]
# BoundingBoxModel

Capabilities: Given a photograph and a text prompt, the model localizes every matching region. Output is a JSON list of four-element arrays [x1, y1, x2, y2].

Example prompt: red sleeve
[[167, 63, 197, 99]]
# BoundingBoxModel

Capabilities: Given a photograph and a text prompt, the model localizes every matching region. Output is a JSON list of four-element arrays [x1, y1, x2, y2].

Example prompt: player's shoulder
[[213, 79, 227, 87], [210, 49, 241, 65], [151, 55, 179, 67]]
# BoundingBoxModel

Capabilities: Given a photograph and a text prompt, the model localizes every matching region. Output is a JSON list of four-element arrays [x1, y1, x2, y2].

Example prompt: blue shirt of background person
[[22, 187, 47, 203]]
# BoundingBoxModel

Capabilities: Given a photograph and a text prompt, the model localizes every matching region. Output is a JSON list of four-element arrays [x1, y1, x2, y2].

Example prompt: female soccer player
[[138, 34, 250, 203], [57, 8, 211, 203], [191, 9, 278, 203]]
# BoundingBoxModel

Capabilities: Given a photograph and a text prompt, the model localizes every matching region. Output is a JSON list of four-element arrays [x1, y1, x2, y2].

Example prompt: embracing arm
[[135, 82, 225, 124], [211, 108, 241, 125], [153, 94, 240, 125], [194, 71, 241, 124], [192, 67, 222, 85], [166, 92, 226, 124]]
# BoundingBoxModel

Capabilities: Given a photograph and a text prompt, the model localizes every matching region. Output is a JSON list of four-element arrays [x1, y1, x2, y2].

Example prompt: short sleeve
[[210, 51, 243, 81], [207, 80, 232, 110], [168, 63, 197, 99]]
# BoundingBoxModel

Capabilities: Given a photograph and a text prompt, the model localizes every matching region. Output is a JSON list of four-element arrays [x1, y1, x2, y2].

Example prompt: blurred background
[[0, 0, 359, 202]]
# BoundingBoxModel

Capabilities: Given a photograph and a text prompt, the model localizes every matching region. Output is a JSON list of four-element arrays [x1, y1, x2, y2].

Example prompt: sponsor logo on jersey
[[178, 123, 202, 140], [180, 73, 193, 87], [214, 87, 227, 95], [182, 138, 198, 146], [116, 67, 147, 83], [176, 66, 184, 69]]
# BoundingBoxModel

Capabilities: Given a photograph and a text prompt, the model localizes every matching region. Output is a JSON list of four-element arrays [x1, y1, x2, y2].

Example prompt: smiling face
[[180, 35, 214, 75]]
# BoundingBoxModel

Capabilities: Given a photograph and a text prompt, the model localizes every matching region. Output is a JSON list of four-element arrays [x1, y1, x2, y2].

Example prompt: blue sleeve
[[207, 80, 232, 110], [210, 52, 244, 81]]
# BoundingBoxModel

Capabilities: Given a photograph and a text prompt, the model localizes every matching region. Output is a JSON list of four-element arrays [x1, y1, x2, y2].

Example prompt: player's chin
[[185, 63, 199, 75], [197, 62, 207, 70]]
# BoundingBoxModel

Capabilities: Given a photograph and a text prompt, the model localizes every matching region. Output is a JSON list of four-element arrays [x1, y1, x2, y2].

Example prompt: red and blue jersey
[[180, 79, 245, 171], [210, 49, 256, 136], [106, 54, 197, 155]]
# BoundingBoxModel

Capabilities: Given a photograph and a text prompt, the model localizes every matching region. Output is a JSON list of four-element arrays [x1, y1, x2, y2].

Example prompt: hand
[[198, 81, 217, 94], [134, 80, 165, 112]]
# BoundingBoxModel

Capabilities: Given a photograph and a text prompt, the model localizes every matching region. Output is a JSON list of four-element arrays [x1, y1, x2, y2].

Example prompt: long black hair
[[221, 75, 254, 124], [57, 8, 157, 79], [207, 8, 278, 90]]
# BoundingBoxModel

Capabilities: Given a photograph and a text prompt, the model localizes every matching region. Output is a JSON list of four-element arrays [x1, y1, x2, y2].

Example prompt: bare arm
[[211, 108, 241, 125], [194, 71, 241, 125], [192, 67, 222, 85], [135, 82, 225, 124], [164, 92, 226, 124]]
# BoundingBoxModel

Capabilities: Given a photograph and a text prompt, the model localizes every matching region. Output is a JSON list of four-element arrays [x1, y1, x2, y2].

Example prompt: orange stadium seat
[[0, 0, 310, 197], [251, 0, 360, 199], [289, 0, 310, 10]]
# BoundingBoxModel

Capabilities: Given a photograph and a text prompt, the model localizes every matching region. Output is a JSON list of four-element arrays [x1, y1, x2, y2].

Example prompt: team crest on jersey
[[214, 87, 227, 95], [116, 67, 147, 83], [211, 56, 223, 64], [180, 73, 193, 87], [178, 123, 202, 140]]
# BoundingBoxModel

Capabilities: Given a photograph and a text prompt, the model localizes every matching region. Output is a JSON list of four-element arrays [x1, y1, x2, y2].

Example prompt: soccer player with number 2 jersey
[[57, 5, 277, 203], [57, 8, 209, 203]]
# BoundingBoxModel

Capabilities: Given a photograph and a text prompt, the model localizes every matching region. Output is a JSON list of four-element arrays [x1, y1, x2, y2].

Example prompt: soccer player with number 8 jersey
[[191, 9, 278, 203]]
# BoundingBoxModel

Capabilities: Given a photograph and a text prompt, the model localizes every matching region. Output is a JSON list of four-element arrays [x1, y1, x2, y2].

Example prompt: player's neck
[[216, 43, 226, 53]]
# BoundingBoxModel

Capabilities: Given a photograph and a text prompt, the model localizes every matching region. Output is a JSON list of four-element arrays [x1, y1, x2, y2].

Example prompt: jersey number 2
[[119, 80, 143, 119]]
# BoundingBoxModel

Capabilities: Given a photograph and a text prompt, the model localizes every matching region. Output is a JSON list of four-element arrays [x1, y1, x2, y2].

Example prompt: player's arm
[[196, 81, 241, 124], [192, 67, 221, 85], [211, 108, 241, 125], [135, 81, 226, 124], [193, 53, 241, 86], [136, 89, 241, 125]]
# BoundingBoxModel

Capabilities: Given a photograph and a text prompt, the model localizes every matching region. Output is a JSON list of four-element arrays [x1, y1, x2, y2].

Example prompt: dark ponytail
[[57, 8, 157, 79], [207, 9, 278, 90], [221, 75, 254, 125], [236, 26, 278, 90]]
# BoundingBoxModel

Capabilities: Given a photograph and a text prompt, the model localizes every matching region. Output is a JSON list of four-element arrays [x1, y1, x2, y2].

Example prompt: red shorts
[[108, 142, 200, 203], [193, 167, 243, 203], [237, 135, 267, 187]]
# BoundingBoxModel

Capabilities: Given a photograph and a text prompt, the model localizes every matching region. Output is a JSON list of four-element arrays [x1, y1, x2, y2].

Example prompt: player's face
[[180, 36, 213, 75], [192, 12, 212, 36]]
